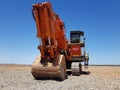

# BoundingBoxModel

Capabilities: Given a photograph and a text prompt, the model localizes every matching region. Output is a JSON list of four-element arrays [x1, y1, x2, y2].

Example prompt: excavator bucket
[[31, 55, 67, 80]]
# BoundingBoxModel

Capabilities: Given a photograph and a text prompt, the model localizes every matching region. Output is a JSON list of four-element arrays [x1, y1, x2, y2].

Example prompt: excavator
[[31, 2, 89, 80]]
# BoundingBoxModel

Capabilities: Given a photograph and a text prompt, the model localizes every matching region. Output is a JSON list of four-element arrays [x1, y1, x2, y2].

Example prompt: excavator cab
[[70, 31, 85, 57], [70, 31, 84, 43], [68, 31, 89, 75]]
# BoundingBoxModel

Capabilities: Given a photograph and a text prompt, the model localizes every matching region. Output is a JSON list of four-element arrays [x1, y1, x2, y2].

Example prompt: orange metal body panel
[[70, 45, 81, 56]]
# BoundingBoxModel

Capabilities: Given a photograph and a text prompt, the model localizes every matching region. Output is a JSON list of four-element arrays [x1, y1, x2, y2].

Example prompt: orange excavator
[[31, 2, 89, 80]]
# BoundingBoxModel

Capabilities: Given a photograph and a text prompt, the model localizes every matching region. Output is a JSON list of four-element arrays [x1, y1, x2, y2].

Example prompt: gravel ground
[[0, 64, 120, 90]]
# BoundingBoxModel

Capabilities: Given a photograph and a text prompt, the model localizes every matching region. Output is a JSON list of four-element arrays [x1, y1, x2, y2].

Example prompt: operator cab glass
[[70, 34, 80, 43]]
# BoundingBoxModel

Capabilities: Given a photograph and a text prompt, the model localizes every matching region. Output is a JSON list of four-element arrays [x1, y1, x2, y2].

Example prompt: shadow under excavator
[[81, 71, 91, 75], [67, 70, 90, 75]]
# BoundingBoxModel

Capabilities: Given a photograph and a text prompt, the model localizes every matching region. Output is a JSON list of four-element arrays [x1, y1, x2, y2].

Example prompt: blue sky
[[0, 0, 120, 65]]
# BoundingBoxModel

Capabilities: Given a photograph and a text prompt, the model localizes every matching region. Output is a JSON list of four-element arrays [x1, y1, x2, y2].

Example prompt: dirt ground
[[0, 64, 120, 90]]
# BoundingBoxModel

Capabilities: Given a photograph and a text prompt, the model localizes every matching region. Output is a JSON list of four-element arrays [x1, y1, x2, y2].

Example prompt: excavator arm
[[32, 2, 67, 61]]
